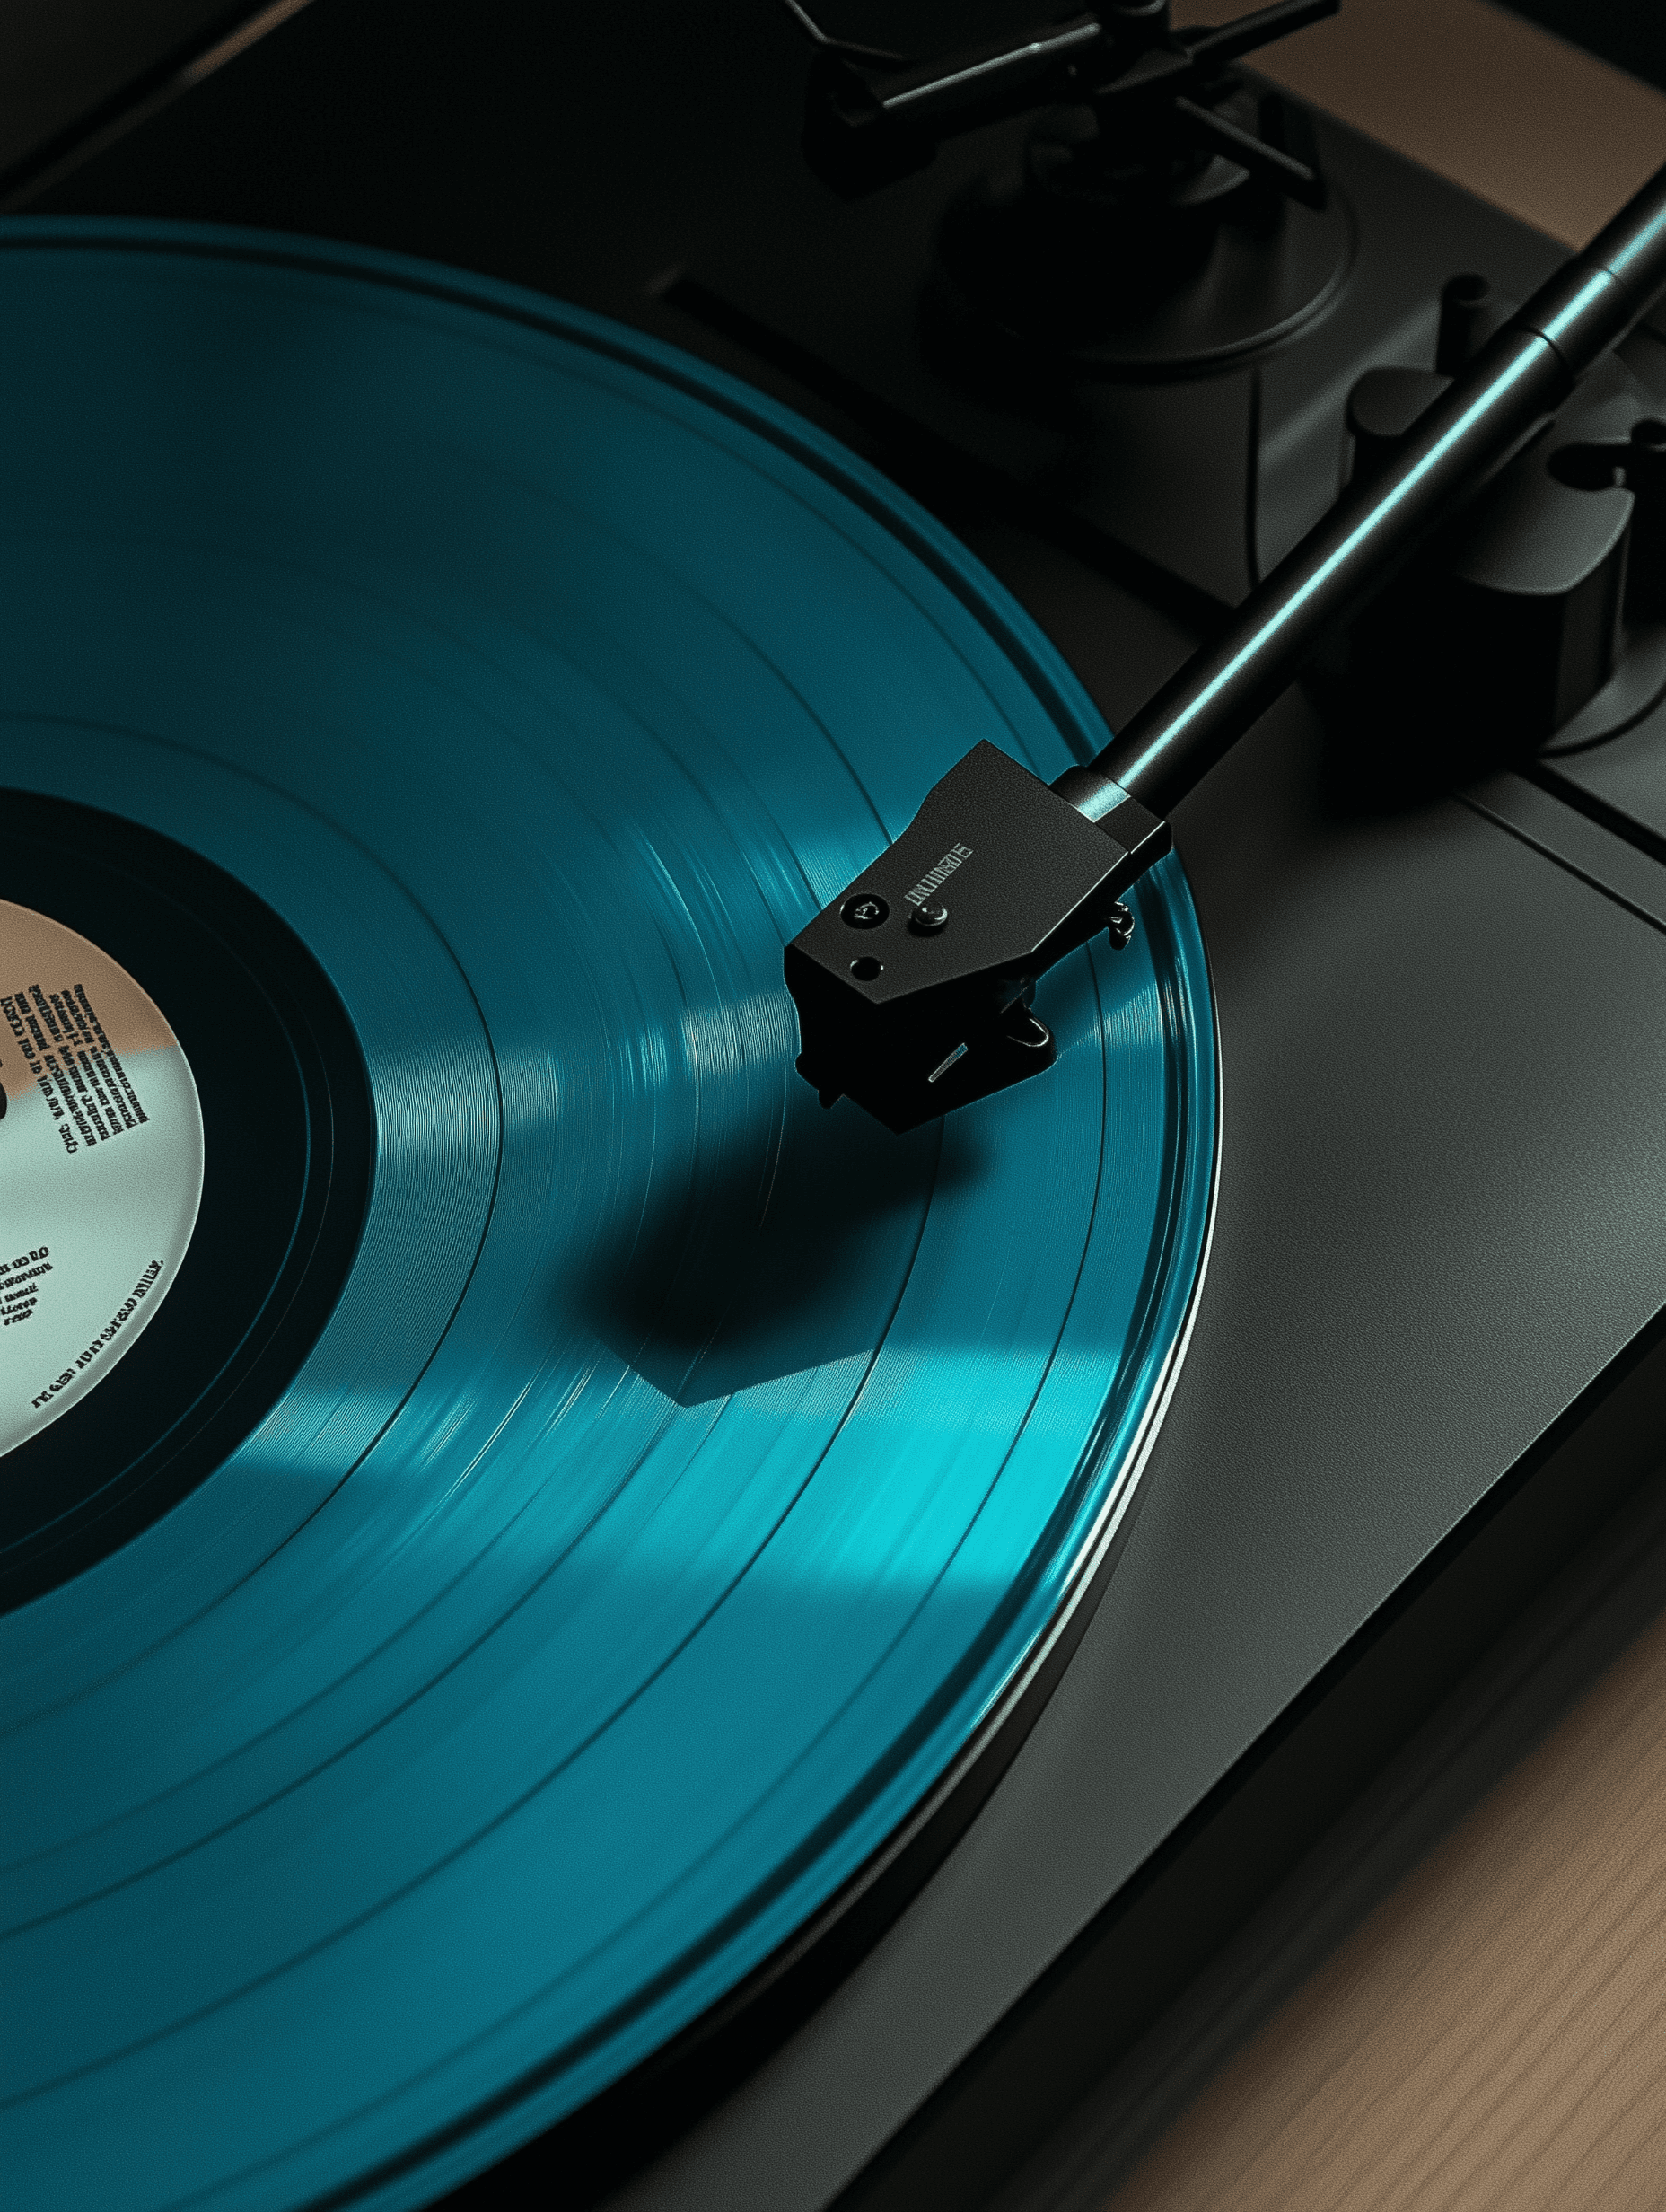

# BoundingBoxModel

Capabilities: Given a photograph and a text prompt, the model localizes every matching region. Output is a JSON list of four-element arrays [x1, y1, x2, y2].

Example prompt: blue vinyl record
[[0, 222, 1216, 2210]]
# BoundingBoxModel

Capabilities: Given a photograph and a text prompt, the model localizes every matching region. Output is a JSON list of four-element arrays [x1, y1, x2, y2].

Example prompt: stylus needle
[[786, 155, 1666, 1133]]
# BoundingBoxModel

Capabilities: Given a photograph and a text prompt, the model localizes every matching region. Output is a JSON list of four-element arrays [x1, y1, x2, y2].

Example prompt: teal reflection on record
[[0, 223, 1216, 2211]]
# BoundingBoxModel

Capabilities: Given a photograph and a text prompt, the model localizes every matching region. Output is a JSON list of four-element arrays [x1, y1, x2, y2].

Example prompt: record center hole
[[850, 955, 882, 981]]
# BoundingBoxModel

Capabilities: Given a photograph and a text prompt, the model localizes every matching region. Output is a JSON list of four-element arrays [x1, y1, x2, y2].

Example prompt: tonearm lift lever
[[785, 157, 1666, 1132]]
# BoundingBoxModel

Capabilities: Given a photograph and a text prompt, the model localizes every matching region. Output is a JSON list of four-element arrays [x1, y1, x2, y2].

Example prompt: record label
[[1, 900, 203, 1456]]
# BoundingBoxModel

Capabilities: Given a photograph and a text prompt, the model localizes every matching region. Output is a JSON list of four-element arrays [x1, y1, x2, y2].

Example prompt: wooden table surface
[[1178, 0, 1666, 246], [1107, 1599, 1666, 2210], [1098, 9, 1666, 2210]]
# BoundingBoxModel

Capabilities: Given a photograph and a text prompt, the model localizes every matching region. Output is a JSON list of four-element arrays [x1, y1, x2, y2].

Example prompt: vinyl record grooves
[[0, 223, 1216, 2212]]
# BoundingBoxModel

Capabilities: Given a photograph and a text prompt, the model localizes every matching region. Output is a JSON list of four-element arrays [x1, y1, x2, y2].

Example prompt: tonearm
[[785, 157, 1666, 1131]]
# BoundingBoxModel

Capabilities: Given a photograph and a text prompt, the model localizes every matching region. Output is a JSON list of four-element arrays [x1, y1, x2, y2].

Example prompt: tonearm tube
[[785, 156, 1666, 1133]]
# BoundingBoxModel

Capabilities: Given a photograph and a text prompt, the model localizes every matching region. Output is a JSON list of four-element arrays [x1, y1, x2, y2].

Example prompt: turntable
[[5, 6, 1666, 2211]]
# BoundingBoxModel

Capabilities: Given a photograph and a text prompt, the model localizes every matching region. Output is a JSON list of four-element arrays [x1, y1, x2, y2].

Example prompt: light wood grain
[[1104, 1599, 1666, 2210], [1172, 0, 1666, 246]]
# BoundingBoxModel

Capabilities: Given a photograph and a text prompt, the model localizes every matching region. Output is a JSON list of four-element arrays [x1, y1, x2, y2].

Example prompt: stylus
[[785, 155, 1666, 1128]]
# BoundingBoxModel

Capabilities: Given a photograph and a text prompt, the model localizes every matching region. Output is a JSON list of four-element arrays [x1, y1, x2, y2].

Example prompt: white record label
[[1, 901, 204, 1457]]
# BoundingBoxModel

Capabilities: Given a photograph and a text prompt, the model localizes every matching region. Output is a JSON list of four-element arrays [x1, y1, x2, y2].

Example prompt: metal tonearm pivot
[[784, 158, 1666, 1133], [781, 0, 1339, 201]]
